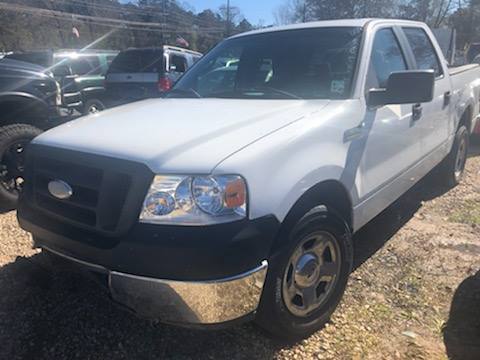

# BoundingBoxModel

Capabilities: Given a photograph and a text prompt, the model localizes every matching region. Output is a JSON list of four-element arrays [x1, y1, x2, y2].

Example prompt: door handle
[[444, 91, 451, 107], [412, 103, 423, 121]]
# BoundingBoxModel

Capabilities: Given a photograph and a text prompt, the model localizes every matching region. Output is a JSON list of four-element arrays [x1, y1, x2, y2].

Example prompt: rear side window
[[70, 56, 101, 75], [108, 50, 164, 73], [403, 27, 443, 77], [170, 54, 187, 73], [140, 50, 164, 72], [108, 51, 140, 73], [369, 28, 407, 88]]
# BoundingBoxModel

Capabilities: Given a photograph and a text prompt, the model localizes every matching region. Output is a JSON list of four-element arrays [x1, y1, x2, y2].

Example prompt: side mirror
[[367, 70, 435, 107]]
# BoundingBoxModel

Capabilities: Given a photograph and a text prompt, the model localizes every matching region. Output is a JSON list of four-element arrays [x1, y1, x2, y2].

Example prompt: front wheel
[[0, 124, 42, 209], [255, 206, 353, 340], [82, 99, 105, 115]]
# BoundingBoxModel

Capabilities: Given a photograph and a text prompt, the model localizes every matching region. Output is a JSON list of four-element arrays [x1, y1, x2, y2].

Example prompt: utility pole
[[226, 0, 231, 36], [161, 0, 167, 46]]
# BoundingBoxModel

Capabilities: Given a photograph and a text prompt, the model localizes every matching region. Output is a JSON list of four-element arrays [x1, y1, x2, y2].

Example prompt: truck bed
[[448, 63, 480, 76], [449, 63, 480, 134]]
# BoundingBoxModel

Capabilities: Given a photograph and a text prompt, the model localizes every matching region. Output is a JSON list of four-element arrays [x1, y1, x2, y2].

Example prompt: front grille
[[24, 144, 153, 235]]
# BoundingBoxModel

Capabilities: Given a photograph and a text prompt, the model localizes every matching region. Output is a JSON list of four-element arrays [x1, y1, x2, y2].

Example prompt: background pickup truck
[[18, 19, 480, 340], [0, 59, 62, 208]]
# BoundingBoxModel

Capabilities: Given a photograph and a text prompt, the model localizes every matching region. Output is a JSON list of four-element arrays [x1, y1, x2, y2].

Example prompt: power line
[[60, 0, 225, 30], [0, 2, 166, 28], [226, 0, 231, 36], [0, 2, 225, 33], [56, 0, 166, 17]]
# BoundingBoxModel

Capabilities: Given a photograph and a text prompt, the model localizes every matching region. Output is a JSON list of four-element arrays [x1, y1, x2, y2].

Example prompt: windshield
[[170, 27, 362, 100]]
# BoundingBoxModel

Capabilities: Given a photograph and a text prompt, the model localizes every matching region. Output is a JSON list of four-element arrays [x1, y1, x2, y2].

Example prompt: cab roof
[[230, 18, 426, 39]]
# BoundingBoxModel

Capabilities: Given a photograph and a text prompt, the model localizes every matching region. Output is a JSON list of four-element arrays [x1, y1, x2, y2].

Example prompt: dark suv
[[105, 46, 201, 105]]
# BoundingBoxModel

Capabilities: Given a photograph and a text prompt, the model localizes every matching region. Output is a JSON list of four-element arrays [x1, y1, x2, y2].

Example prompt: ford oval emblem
[[48, 180, 73, 200]]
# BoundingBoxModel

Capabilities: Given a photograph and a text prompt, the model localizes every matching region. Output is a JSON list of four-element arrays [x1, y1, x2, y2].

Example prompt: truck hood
[[33, 98, 329, 173], [0, 58, 52, 79]]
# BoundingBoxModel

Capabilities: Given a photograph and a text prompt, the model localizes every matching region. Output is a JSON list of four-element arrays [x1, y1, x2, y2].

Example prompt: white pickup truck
[[18, 19, 480, 340]]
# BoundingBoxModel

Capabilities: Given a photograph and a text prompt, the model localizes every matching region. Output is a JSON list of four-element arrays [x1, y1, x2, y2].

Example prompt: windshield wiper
[[243, 86, 303, 100], [205, 87, 303, 100], [165, 88, 202, 98]]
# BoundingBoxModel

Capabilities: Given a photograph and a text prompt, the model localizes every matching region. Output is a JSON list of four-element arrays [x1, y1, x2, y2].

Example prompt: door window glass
[[170, 54, 187, 73], [403, 27, 443, 77], [369, 28, 407, 88], [70, 56, 101, 75], [140, 50, 164, 72]]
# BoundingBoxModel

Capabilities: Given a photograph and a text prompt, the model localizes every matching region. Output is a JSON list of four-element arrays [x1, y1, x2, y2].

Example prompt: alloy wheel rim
[[0, 140, 28, 196], [282, 231, 341, 317]]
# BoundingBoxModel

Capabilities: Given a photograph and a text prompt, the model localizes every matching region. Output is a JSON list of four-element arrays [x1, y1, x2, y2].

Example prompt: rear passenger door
[[359, 27, 422, 199], [401, 27, 450, 157]]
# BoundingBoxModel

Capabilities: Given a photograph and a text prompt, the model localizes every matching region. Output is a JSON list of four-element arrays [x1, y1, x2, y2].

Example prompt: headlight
[[139, 175, 247, 225], [55, 81, 62, 106]]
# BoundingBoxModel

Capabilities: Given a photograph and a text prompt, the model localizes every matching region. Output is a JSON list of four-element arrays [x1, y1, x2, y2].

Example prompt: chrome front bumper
[[44, 247, 268, 325]]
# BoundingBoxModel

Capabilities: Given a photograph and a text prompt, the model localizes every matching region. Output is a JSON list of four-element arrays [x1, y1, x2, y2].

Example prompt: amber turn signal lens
[[225, 179, 246, 208]]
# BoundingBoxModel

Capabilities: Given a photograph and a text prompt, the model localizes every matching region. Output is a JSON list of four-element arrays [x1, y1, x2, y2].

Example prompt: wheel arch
[[458, 104, 473, 133], [0, 93, 50, 128], [270, 179, 353, 256]]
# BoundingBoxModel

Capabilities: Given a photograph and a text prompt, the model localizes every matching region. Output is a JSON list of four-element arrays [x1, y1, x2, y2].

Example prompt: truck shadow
[[353, 134, 479, 269], [468, 136, 480, 158], [443, 270, 480, 360], [352, 168, 450, 270]]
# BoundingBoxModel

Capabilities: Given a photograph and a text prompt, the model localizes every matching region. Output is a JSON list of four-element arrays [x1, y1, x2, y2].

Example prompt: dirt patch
[[0, 140, 479, 359]]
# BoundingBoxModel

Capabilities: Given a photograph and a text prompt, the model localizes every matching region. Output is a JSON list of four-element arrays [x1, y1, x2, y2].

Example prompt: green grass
[[449, 200, 480, 226]]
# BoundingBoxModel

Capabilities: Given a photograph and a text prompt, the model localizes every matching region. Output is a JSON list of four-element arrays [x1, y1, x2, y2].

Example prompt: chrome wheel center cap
[[294, 253, 320, 288]]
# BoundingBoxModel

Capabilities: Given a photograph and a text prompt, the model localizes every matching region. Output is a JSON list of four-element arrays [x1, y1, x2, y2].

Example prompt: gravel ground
[[0, 140, 479, 360]]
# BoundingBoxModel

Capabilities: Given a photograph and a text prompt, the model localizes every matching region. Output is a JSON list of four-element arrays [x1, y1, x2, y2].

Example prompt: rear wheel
[[256, 206, 353, 340], [0, 124, 42, 209], [440, 125, 469, 188]]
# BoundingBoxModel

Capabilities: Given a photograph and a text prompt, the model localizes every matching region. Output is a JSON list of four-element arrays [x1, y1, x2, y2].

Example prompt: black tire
[[440, 125, 469, 188], [82, 99, 105, 115], [255, 206, 353, 341], [0, 124, 42, 209]]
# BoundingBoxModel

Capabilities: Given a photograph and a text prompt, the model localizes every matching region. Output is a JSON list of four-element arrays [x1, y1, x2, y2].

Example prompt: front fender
[[213, 102, 361, 224], [0, 92, 50, 124]]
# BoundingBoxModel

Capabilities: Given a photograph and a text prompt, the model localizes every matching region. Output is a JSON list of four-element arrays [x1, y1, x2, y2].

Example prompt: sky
[[186, 0, 277, 25]]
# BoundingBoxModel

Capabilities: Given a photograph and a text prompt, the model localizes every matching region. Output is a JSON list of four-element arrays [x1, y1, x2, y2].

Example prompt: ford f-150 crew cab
[[17, 19, 480, 340]]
